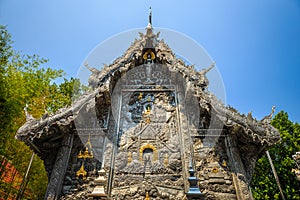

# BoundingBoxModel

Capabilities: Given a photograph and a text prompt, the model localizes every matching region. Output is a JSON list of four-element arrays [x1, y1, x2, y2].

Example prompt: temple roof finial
[[147, 7, 152, 29]]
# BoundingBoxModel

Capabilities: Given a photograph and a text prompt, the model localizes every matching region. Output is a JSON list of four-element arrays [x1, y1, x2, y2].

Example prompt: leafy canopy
[[251, 111, 300, 199], [0, 25, 87, 199]]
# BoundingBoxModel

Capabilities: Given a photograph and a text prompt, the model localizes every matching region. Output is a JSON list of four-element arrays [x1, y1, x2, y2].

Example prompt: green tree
[[251, 111, 300, 199], [0, 25, 87, 199]]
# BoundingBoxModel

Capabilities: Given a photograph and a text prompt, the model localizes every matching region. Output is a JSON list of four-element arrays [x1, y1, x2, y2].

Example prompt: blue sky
[[1, 0, 299, 122]]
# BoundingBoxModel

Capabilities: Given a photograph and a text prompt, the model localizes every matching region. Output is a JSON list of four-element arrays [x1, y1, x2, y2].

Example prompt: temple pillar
[[225, 134, 252, 200], [44, 133, 74, 200], [186, 160, 206, 200]]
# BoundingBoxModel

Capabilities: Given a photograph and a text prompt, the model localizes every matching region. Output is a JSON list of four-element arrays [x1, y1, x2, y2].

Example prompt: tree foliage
[[0, 25, 87, 199], [251, 111, 300, 199]]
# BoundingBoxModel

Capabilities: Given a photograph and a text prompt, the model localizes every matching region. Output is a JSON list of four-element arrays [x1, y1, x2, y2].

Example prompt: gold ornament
[[143, 50, 155, 60]]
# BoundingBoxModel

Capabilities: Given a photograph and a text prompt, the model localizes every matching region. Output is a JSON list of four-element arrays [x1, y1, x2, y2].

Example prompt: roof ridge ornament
[[84, 62, 100, 74], [147, 7, 152, 29], [197, 62, 215, 90]]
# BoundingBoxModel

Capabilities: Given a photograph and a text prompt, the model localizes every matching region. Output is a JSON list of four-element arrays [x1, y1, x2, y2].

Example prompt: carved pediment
[[138, 125, 158, 140]]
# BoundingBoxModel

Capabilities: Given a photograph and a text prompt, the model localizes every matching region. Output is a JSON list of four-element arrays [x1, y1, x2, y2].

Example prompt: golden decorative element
[[86, 135, 93, 150], [78, 147, 93, 159], [128, 152, 132, 164], [212, 167, 219, 173], [139, 143, 158, 162], [76, 163, 87, 179], [222, 160, 227, 167], [138, 92, 143, 100], [76, 134, 94, 179], [145, 191, 150, 200], [77, 150, 83, 159], [164, 154, 169, 167], [147, 96, 151, 102], [143, 49, 155, 60], [145, 118, 151, 124], [145, 106, 151, 115], [78, 134, 94, 159]]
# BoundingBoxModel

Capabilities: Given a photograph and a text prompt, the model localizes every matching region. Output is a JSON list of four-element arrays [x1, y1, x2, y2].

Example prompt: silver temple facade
[[16, 17, 280, 200]]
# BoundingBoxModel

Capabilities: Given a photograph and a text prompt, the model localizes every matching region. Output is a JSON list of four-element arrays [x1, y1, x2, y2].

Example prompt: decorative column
[[225, 134, 252, 200], [186, 160, 205, 200], [44, 133, 74, 200], [89, 168, 108, 198]]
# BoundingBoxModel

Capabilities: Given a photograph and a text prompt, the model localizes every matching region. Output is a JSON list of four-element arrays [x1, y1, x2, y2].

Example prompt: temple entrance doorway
[[143, 148, 153, 165]]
